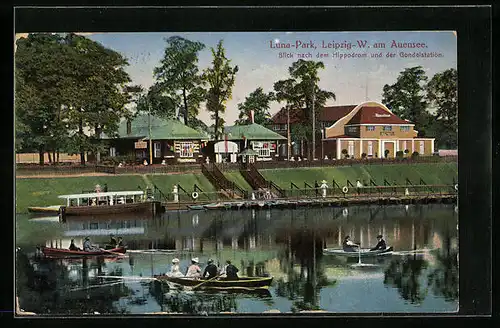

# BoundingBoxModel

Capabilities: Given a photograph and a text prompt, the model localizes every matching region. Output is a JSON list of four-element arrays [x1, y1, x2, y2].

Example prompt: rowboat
[[154, 275, 273, 290], [203, 203, 225, 210], [187, 205, 205, 210], [58, 191, 164, 222], [40, 246, 127, 258], [323, 246, 394, 257], [27, 205, 61, 214]]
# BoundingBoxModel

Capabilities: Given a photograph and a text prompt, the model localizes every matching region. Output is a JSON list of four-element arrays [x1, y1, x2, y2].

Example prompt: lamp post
[[312, 85, 316, 160], [287, 105, 291, 161]]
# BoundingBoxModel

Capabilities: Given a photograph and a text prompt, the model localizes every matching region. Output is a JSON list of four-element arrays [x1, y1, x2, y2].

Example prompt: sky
[[16, 31, 457, 125]]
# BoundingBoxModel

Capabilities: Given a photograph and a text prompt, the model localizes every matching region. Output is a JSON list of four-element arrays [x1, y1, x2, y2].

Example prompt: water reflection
[[16, 204, 458, 313]]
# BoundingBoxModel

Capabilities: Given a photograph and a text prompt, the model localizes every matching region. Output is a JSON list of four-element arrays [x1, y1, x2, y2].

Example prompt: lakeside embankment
[[15, 162, 457, 214]]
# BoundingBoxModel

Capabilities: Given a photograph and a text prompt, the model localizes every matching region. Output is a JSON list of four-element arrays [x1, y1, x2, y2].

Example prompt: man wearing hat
[[167, 258, 184, 277], [83, 237, 98, 252], [185, 257, 201, 279], [202, 259, 218, 279], [370, 235, 387, 251]]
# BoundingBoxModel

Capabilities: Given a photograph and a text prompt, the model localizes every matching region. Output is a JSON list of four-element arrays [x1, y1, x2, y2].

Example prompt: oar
[[190, 274, 222, 291], [99, 248, 127, 257], [97, 275, 159, 281]]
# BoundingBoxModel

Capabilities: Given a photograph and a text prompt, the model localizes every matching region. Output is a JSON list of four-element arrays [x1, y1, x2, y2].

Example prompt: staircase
[[240, 163, 285, 198], [201, 163, 247, 199]]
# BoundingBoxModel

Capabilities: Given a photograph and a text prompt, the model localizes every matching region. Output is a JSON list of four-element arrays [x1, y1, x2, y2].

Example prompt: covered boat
[[154, 275, 273, 290], [40, 246, 127, 258], [323, 246, 394, 257], [58, 191, 164, 222]]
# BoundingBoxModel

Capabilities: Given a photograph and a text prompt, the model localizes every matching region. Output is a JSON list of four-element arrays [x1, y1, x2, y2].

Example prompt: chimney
[[126, 119, 131, 135]]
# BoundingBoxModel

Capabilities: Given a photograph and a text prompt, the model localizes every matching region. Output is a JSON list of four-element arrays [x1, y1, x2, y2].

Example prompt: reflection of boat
[[58, 191, 164, 222], [323, 246, 394, 257], [154, 276, 273, 290], [40, 246, 127, 258]]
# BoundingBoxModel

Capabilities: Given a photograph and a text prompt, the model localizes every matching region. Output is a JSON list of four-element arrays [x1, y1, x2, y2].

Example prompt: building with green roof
[[208, 123, 287, 163], [102, 114, 210, 164]]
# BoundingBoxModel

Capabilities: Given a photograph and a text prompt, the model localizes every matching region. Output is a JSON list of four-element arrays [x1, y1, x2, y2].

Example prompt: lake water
[[15, 203, 458, 315]]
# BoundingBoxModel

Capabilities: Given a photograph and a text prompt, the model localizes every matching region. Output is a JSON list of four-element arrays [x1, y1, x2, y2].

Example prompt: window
[[419, 141, 425, 154], [89, 222, 98, 230], [253, 141, 271, 157], [366, 126, 375, 131], [154, 142, 161, 158], [368, 141, 373, 156], [178, 142, 195, 157], [383, 126, 392, 131], [348, 141, 354, 156], [347, 126, 358, 134], [400, 126, 410, 132], [109, 147, 116, 157]]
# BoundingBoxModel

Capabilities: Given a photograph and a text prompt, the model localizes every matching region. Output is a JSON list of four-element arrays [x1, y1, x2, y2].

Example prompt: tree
[[382, 66, 431, 136], [235, 87, 275, 125], [15, 33, 71, 164], [153, 36, 206, 127], [62, 33, 134, 164], [202, 40, 239, 141], [274, 60, 335, 159], [426, 68, 458, 149]]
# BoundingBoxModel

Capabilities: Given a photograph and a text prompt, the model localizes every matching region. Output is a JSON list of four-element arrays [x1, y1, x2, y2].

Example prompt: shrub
[[411, 151, 419, 158], [396, 150, 404, 158], [404, 149, 410, 155], [361, 153, 367, 159], [384, 149, 390, 158], [341, 149, 349, 159]]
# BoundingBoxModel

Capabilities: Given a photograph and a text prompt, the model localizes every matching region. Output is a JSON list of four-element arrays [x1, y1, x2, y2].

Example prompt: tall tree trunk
[[38, 147, 44, 165], [48, 152, 52, 164], [214, 110, 219, 141], [183, 88, 188, 126], [79, 117, 85, 165], [95, 125, 101, 164], [56, 150, 59, 163], [52, 151, 56, 164]]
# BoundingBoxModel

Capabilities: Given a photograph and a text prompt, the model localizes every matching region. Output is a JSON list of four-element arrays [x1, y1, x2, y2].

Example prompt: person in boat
[[185, 257, 202, 279], [69, 239, 81, 251], [224, 260, 239, 280], [83, 237, 98, 252], [202, 259, 218, 279], [167, 258, 184, 278], [105, 234, 117, 249], [342, 236, 360, 252], [370, 235, 387, 251], [116, 237, 124, 247], [103, 183, 108, 192]]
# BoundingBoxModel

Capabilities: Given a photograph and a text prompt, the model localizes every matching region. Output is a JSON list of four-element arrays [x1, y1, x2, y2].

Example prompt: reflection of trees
[[161, 291, 238, 314], [383, 255, 429, 304], [275, 231, 336, 312], [16, 250, 132, 314], [427, 232, 458, 302]]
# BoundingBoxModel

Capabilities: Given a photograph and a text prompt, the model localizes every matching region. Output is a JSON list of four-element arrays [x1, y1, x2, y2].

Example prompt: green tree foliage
[[202, 40, 239, 141], [274, 60, 335, 158], [15, 33, 135, 165], [382, 66, 432, 137], [153, 36, 206, 127], [426, 68, 458, 149], [235, 87, 275, 125]]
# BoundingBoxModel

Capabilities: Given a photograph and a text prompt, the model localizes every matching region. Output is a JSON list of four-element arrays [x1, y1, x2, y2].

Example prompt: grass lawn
[[260, 163, 458, 190], [224, 171, 253, 191]]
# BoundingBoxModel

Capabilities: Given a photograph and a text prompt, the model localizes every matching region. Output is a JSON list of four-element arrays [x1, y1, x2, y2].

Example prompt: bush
[[404, 149, 410, 155], [396, 150, 404, 158], [361, 153, 367, 159], [411, 151, 419, 158], [384, 149, 390, 158]]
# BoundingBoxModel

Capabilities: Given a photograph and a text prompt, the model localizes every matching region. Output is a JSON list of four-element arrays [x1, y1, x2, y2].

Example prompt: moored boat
[[154, 275, 273, 290], [187, 204, 205, 210], [323, 246, 394, 257], [40, 246, 127, 258], [58, 191, 164, 222], [27, 205, 61, 214]]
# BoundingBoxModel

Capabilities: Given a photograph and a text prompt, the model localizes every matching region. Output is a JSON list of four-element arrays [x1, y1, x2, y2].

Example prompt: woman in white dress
[[167, 258, 184, 277]]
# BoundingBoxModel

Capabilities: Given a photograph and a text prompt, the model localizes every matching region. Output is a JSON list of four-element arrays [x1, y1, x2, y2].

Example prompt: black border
[[7, 3, 493, 326]]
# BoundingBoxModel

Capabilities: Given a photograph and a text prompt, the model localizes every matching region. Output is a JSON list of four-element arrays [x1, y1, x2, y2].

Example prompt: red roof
[[271, 105, 356, 124], [346, 106, 411, 125]]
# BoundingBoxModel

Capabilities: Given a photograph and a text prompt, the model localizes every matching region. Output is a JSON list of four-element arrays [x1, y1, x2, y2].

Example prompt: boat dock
[[163, 193, 457, 211]]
